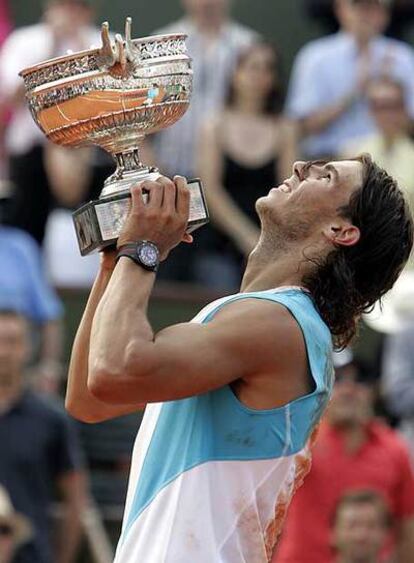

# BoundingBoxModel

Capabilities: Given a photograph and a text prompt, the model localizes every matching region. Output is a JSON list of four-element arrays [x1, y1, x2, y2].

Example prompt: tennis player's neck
[[241, 252, 304, 293]]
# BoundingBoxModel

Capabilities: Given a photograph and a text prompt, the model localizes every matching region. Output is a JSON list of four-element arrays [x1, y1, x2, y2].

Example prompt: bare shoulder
[[211, 295, 300, 328], [209, 297, 307, 371], [118, 294, 312, 404], [206, 296, 310, 408]]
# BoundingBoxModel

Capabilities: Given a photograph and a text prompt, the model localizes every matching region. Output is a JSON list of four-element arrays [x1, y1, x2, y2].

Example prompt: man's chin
[[255, 195, 271, 217]]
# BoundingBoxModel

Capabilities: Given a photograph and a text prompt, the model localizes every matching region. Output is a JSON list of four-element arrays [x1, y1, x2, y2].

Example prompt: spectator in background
[[332, 489, 391, 563], [0, 184, 64, 395], [0, 309, 86, 563], [42, 146, 100, 289], [150, 0, 258, 282], [152, 0, 258, 180], [0, 0, 102, 245], [197, 42, 297, 289], [287, 0, 414, 160], [344, 77, 414, 212], [42, 140, 153, 289], [306, 0, 414, 38], [0, 485, 32, 563], [274, 349, 414, 563]]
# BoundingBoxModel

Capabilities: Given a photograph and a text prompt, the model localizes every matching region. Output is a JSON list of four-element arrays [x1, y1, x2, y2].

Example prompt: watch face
[[137, 242, 159, 267]]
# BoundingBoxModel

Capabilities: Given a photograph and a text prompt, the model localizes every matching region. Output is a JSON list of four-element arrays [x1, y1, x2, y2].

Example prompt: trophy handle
[[115, 34, 127, 72], [97, 22, 117, 69], [97, 18, 141, 74], [125, 17, 140, 65]]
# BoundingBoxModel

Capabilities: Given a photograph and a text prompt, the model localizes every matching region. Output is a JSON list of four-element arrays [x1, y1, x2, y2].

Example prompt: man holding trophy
[[21, 18, 414, 563], [65, 157, 412, 563]]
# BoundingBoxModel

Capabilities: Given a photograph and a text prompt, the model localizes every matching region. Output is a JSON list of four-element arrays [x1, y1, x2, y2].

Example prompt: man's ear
[[323, 222, 360, 247]]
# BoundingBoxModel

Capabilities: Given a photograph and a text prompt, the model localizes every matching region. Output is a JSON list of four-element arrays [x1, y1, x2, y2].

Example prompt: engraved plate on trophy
[[20, 17, 209, 256], [73, 179, 207, 255]]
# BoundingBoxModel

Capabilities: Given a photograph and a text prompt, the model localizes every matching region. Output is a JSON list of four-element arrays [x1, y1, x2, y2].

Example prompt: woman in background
[[196, 41, 297, 290]]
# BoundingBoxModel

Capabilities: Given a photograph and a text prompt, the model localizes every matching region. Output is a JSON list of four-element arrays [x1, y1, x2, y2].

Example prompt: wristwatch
[[116, 241, 160, 272]]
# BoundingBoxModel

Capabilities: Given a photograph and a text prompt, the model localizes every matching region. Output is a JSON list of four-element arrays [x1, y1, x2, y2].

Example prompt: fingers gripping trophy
[[20, 17, 209, 255]]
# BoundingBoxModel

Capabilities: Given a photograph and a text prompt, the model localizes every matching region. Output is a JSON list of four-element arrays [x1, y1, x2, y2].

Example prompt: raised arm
[[65, 250, 144, 423], [87, 176, 309, 408]]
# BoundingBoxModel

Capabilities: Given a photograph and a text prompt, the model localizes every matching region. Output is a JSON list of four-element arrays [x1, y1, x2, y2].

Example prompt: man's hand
[[117, 176, 193, 260]]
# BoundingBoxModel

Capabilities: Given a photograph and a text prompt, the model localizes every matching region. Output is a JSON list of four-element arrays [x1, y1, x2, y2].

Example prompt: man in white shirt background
[[287, 0, 414, 159]]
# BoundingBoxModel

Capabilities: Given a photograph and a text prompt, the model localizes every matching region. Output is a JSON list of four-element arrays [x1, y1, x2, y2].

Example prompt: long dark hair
[[304, 154, 414, 349], [225, 41, 284, 115]]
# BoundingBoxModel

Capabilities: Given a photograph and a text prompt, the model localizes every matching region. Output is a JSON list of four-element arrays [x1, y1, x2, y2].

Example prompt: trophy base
[[73, 178, 209, 256]]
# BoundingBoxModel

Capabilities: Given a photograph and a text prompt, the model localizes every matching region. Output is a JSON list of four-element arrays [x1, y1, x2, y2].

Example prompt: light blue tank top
[[115, 288, 334, 563]]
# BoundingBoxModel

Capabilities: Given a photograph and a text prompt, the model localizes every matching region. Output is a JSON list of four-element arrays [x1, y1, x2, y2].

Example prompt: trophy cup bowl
[[20, 17, 209, 255]]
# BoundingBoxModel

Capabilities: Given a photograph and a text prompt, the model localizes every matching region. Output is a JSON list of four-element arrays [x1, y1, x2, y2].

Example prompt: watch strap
[[116, 241, 159, 272]]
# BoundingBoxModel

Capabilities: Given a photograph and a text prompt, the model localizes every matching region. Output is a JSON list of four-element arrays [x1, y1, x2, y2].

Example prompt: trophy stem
[[101, 147, 159, 198], [114, 148, 143, 174]]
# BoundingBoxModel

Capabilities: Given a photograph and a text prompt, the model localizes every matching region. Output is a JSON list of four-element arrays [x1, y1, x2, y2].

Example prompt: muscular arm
[[87, 177, 308, 409], [89, 257, 307, 406], [65, 253, 144, 423]]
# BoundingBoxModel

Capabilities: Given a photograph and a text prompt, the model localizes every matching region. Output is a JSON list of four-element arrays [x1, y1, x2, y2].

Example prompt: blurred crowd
[[1, 0, 414, 561]]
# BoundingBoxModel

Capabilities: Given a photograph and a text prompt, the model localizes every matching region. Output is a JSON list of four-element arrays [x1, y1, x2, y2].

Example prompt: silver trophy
[[20, 18, 209, 255]]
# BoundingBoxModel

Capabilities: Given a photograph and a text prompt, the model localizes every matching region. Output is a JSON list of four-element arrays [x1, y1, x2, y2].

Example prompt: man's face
[[233, 45, 277, 103], [256, 159, 363, 247], [336, 0, 390, 41], [333, 502, 387, 561], [0, 314, 29, 387], [327, 364, 374, 427]]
